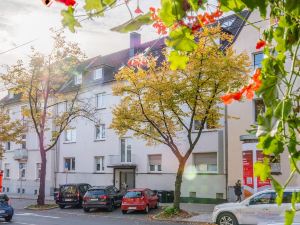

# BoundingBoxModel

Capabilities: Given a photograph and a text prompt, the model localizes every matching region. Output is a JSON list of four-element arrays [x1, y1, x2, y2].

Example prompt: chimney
[[129, 32, 141, 57]]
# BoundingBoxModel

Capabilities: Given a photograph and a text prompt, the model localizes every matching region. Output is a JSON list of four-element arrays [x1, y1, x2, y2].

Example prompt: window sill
[[63, 171, 75, 173], [192, 128, 221, 133], [3, 178, 10, 180], [18, 178, 26, 181], [96, 107, 106, 110], [271, 172, 282, 175], [63, 141, 76, 144], [94, 171, 105, 174], [148, 171, 163, 174], [94, 139, 106, 142]]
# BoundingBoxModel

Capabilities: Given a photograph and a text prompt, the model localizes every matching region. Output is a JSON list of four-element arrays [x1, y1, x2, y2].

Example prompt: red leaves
[[149, 7, 168, 35], [127, 54, 149, 68], [256, 39, 266, 50], [55, 0, 76, 6], [221, 69, 262, 105]]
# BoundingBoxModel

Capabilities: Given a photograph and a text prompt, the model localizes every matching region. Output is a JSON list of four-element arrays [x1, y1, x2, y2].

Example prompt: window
[[94, 68, 103, 80], [253, 52, 264, 69], [194, 120, 202, 130], [21, 134, 26, 149], [254, 98, 265, 122], [65, 128, 76, 142], [270, 155, 281, 174], [5, 142, 11, 151], [4, 164, 10, 178], [94, 156, 104, 172], [96, 93, 105, 109], [148, 155, 162, 172], [121, 138, 132, 163], [95, 124, 105, 140], [64, 158, 75, 171], [250, 192, 276, 205], [194, 120, 217, 130], [74, 74, 82, 85], [193, 152, 218, 173], [36, 163, 41, 179], [19, 163, 26, 179]]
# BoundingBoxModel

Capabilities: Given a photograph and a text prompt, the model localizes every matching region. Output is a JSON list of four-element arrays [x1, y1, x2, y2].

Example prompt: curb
[[24, 205, 59, 210], [151, 214, 213, 224], [10, 196, 54, 201]]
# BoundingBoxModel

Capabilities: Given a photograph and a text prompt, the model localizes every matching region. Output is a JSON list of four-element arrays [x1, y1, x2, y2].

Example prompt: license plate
[[0, 210, 5, 214], [65, 199, 73, 202], [128, 207, 136, 210], [90, 199, 98, 201]]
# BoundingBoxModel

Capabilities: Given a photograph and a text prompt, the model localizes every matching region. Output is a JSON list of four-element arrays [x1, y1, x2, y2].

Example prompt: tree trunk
[[173, 160, 186, 210], [37, 137, 47, 205]]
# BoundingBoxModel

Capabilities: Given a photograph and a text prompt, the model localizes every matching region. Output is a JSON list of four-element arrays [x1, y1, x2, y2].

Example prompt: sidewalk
[[8, 194, 54, 202], [160, 203, 215, 223]]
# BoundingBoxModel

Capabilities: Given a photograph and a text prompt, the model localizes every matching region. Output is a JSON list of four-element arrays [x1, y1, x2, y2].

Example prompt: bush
[[163, 206, 179, 216]]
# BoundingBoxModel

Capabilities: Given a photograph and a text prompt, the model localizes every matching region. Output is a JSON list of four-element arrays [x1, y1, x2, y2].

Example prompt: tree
[[0, 111, 25, 158], [1, 31, 97, 205], [111, 26, 250, 210]]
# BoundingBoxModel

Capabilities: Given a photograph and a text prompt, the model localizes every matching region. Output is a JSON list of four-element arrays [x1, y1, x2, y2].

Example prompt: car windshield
[[60, 185, 77, 194], [86, 190, 106, 197], [125, 191, 142, 198]]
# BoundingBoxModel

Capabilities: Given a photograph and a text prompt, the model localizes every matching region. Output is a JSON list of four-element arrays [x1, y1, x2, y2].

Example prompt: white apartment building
[[1, 12, 251, 201]]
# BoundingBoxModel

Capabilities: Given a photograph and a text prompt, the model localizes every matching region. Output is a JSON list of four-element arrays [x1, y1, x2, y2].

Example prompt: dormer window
[[93, 68, 103, 80], [74, 74, 82, 85]]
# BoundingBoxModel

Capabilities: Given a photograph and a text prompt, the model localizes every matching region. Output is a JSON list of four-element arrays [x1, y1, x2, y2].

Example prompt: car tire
[[107, 201, 114, 212], [5, 216, 12, 222], [122, 210, 127, 214], [144, 205, 149, 214], [83, 207, 90, 213], [217, 212, 239, 225], [154, 202, 159, 209], [59, 205, 65, 209]]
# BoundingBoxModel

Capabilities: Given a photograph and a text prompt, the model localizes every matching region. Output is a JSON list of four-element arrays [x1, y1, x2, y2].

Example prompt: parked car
[[121, 188, 159, 214], [56, 183, 91, 209], [82, 186, 123, 212], [212, 188, 300, 225], [0, 194, 14, 222]]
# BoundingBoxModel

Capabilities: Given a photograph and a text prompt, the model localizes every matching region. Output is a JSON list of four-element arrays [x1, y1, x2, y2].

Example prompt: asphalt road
[[4, 199, 195, 225]]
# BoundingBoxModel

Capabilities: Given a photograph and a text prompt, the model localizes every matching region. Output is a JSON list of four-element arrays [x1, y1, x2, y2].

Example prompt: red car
[[121, 188, 159, 214]]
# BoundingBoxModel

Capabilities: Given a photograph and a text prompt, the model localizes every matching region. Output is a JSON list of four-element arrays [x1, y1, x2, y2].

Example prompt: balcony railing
[[107, 154, 136, 167], [13, 149, 28, 161]]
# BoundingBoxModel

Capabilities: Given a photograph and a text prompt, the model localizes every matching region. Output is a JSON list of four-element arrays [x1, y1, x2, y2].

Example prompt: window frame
[[64, 128, 76, 143], [94, 156, 105, 172], [96, 92, 106, 109], [36, 163, 41, 179], [4, 163, 10, 178], [193, 152, 218, 174], [120, 138, 132, 163], [95, 124, 106, 140], [253, 52, 264, 69], [19, 162, 26, 179], [93, 68, 103, 80], [148, 154, 162, 172], [74, 74, 83, 85], [64, 157, 76, 171]]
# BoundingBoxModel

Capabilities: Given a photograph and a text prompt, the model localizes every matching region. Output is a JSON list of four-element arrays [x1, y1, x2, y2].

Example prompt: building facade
[[1, 12, 260, 201]]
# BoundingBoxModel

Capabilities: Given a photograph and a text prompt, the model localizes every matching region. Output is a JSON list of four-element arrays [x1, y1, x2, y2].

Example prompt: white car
[[212, 188, 300, 225]]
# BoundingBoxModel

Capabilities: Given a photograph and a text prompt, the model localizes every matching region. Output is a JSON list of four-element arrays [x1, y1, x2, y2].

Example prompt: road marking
[[15, 222, 37, 225], [15, 213, 60, 219]]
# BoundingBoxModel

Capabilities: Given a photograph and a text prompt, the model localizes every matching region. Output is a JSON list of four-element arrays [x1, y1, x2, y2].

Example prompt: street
[[5, 199, 197, 225]]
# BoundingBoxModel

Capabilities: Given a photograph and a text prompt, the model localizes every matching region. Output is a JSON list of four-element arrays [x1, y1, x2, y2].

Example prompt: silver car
[[212, 188, 300, 225]]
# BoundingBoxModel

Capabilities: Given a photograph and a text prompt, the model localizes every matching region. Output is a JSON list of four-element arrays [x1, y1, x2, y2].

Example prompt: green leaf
[[111, 13, 152, 33], [219, 0, 246, 12], [61, 7, 81, 33], [159, 0, 185, 27], [166, 27, 197, 52], [168, 51, 189, 70], [241, 0, 268, 17], [257, 134, 284, 155], [254, 160, 271, 181], [285, 210, 295, 225], [285, 0, 300, 16], [271, 178, 283, 205], [103, 0, 115, 6], [187, 0, 201, 11], [84, 0, 103, 12], [274, 99, 293, 119]]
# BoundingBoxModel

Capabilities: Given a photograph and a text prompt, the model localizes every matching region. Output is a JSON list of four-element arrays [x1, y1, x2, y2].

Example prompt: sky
[[0, 0, 161, 66]]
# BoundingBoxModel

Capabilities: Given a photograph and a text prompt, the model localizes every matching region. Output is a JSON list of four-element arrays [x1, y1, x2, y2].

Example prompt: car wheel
[[83, 207, 90, 213], [122, 210, 127, 214], [59, 205, 65, 209], [144, 205, 149, 214], [107, 201, 114, 212], [154, 202, 159, 209], [217, 212, 238, 225], [5, 216, 12, 222]]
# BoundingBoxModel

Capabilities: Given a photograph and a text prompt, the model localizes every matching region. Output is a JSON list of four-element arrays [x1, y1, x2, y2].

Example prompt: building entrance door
[[114, 168, 135, 191]]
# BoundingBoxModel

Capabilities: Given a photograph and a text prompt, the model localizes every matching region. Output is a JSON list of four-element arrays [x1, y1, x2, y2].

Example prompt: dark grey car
[[82, 186, 123, 212]]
